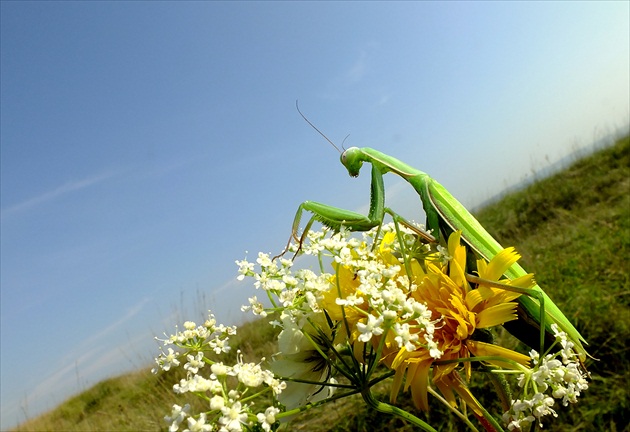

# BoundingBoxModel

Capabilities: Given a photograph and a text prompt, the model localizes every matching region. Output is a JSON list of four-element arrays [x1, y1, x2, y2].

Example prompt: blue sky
[[1, 2, 628, 428]]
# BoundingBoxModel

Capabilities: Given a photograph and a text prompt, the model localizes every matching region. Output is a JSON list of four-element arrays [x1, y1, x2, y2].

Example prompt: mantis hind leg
[[465, 274, 548, 355]]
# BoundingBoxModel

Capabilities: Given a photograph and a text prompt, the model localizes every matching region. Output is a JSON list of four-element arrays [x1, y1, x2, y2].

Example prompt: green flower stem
[[239, 386, 272, 404], [299, 323, 357, 384], [365, 326, 391, 379], [265, 289, 279, 309], [335, 275, 355, 347], [435, 355, 529, 370], [426, 387, 479, 432], [317, 251, 326, 273], [486, 368, 512, 412], [367, 369, 396, 387], [471, 393, 505, 432], [361, 387, 437, 432], [277, 389, 362, 419], [390, 214, 416, 281], [276, 375, 356, 389]]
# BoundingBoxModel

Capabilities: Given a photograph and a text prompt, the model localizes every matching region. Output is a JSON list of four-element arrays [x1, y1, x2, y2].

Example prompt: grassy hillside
[[14, 135, 629, 432]]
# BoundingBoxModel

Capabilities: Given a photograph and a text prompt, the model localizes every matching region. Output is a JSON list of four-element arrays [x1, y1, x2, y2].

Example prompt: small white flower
[[156, 347, 181, 372], [235, 259, 254, 280], [336, 294, 364, 307], [256, 406, 280, 431], [204, 314, 217, 329], [164, 403, 190, 432], [186, 412, 213, 432], [211, 362, 228, 376], [356, 314, 384, 342], [173, 378, 190, 394], [187, 375, 216, 393], [219, 401, 248, 431], [210, 395, 225, 410], [394, 322, 419, 351], [184, 352, 205, 374], [381, 265, 400, 279], [424, 333, 442, 359], [256, 252, 273, 267], [209, 336, 231, 354], [437, 244, 452, 264], [235, 362, 265, 388], [382, 309, 398, 321]]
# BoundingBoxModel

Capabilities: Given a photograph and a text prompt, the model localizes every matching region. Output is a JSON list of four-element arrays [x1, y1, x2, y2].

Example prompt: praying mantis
[[280, 111, 587, 360]]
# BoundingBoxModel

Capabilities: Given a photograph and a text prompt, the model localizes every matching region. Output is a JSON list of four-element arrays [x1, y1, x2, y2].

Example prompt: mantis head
[[341, 147, 364, 178]]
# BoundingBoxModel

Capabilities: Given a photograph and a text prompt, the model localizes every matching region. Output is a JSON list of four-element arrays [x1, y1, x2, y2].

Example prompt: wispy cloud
[[81, 297, 152, 348], [1, 170, 119, 219], [212, 277, 242, 295], [3, 297, 152, 425], [133, 155, 201, 182]]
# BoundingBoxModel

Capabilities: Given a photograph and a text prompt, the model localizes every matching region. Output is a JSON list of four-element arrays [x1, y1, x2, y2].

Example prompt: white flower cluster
[[236, 225, 441, 356], [237, 250, 330, 325], [153, 314, 236, 370], [153, 312, 286, 432], [154, 220, 590, 431], [503, 324, 590, 430]]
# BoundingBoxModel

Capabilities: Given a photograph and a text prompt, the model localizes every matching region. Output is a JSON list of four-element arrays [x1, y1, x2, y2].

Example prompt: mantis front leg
[[274, 164, 385, 259], [276, 163, 436, 259]]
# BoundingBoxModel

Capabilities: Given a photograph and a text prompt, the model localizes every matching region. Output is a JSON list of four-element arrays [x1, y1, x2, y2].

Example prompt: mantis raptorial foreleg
[[275, 158, 434, 259], [279, 142, 587, 359], [273, 164, 385, 260]]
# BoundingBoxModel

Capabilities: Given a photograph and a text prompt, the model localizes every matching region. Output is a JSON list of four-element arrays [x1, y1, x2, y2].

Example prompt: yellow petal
[[440, 373, 484, 416], [322, 264, 363, 321], [491, 288, 522, 304], [481, 247, 520, 281], [434, 376, 457, 409], [466, 340, 531, 367], [476, 302, 518, 328], [389, 361, 407, 404], [465, 285, 494, 310], [379, 231, 397, 253], [510, 274, 536, 290], [410, 258, 426, 282], [433, 362, 458, 381], [476, 258, 488, 275], [447, 230, 462, 255], [391, 346, 426, 370], [409, 360, 432, 411], [447, 231, 468, 287]]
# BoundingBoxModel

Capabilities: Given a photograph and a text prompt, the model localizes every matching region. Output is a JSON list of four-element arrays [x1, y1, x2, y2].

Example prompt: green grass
[[13, 135, 629, 432]]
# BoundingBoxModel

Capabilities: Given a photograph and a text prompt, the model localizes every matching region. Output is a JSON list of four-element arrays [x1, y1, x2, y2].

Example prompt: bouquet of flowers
[[153, 220, 588, 432]]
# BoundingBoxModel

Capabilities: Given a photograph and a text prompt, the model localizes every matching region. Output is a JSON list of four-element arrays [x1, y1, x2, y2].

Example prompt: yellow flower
[[387, 231, 532, 412], [317, 228, 533, 415], [321, 262, 365, 322]]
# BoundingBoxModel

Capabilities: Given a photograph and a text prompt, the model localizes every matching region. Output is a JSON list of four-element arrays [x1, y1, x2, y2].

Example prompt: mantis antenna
[[295, 101, 343, 154]]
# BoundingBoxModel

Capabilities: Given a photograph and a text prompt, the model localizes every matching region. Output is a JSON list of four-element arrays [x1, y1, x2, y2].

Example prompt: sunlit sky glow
[[1, 2, 628, 428]]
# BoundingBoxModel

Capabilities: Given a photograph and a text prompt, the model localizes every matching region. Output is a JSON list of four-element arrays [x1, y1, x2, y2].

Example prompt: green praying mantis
[[280, 109, 588, 360]]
